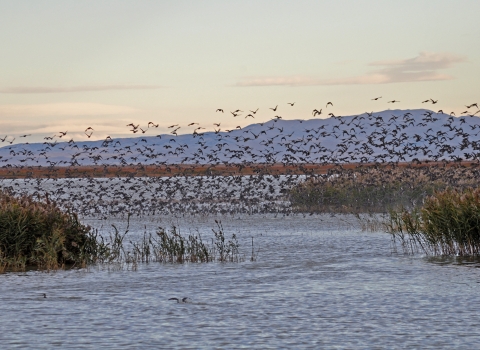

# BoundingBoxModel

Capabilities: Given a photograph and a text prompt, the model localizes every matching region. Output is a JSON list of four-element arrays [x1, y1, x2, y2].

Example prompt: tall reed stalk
[[387, 187, 480, 256]]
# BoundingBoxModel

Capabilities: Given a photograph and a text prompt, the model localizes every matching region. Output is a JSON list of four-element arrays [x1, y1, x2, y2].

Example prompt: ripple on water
[[1, 215, 480, 349]]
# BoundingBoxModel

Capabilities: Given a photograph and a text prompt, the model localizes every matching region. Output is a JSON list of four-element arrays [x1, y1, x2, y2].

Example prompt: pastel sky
[[0, 0, 479, 142]]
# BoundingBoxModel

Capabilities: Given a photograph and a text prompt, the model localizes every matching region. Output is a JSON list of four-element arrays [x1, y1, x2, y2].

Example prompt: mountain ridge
[[1, 109, 480, 167]]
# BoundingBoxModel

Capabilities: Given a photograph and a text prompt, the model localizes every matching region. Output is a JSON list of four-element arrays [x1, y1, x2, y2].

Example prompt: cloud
[[0, 102, 139, 118], [0, 113, 140, 142], [236, 52, 466, 87], [0, 84, 164, 94]]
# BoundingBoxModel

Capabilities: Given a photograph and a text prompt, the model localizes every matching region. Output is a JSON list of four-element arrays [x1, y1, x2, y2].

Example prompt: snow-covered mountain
[[1, 109, 480, 167]]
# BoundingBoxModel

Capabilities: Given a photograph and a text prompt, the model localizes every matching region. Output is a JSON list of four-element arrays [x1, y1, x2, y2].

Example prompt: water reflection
[[426, 255, 480, 267]]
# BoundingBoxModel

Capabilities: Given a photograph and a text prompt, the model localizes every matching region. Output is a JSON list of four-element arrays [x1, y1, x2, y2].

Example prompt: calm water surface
[[1, 215, 480, 349]]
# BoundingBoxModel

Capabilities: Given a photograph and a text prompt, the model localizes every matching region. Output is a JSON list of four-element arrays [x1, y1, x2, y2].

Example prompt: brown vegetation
[[0, 160, 478, 179]]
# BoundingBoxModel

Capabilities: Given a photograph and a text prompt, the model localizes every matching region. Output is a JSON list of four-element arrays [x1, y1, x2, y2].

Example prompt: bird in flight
[[126, 123, 139, 130], [270, 105, 278, 111], [250, 108, 259, 114], [287, 102, 295, 106], [216, 109, 224, 113], [388, 100, 400, 103], [326, 102, 333, 107], [466, 103, 478, 109], [371, 97, 382, 101], [312, 109, 322, 116]]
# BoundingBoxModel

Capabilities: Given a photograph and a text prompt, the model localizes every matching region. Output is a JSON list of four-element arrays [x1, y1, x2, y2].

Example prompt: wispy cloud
[[236, 52, 466, 87], [0, 103, 139, 117], [0, 84, 164, 94]]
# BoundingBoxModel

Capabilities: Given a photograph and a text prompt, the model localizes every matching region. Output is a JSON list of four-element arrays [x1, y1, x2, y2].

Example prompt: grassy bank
[[0, 190, 248, 272], [387, 187, 480, 256], [289, 164, 480, 213], [0, 191, 102, 271]]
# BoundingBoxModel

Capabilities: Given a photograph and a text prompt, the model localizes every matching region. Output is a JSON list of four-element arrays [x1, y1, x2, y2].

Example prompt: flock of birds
[[1, 99, 480, 217]]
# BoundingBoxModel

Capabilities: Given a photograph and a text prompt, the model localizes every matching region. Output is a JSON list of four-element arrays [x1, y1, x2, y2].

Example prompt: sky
[[0, 0, 479, 143]]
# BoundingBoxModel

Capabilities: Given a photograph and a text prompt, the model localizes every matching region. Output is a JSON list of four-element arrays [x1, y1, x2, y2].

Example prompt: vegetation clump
[[0, 189, 246, 273], [0, 191, 102, 271], [105, 219, 243, 267], [388, 187, 480, 256], [290, 164, 480, 213]]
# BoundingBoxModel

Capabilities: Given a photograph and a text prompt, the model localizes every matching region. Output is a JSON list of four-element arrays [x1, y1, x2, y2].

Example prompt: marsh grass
[[0, 190, 246, 273], [93, 216, 244, 269], [0, 190, 105, 272], [290, 164, 480, 213], [387, 187, 480, 256]]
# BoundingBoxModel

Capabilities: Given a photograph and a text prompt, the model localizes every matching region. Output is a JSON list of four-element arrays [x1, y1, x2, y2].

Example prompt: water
[[1, 215, 480, 349]]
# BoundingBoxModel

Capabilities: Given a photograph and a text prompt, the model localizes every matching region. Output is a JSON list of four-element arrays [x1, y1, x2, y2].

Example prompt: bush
[[289, 164, 480, 213], [0, 191, 102, 271], [388, 187, 480, 256]]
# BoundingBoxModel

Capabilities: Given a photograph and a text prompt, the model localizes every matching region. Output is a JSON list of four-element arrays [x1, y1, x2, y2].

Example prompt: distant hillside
[[1, 109, 480, 167]]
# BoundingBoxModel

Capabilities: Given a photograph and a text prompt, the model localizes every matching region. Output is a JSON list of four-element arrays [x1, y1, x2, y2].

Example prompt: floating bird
[[169, 297, 189, 303]]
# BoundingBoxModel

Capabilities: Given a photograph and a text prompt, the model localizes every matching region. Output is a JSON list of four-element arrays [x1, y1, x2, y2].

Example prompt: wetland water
[[1, 215, 480, 349]]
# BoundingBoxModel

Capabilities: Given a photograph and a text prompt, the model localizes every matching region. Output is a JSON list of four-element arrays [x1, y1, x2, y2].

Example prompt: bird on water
[[169, 297, 189, 303]]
